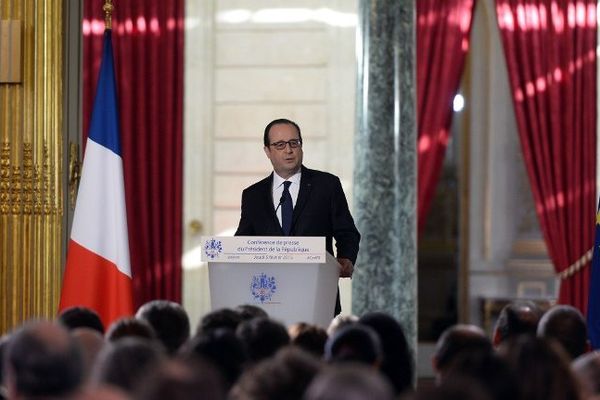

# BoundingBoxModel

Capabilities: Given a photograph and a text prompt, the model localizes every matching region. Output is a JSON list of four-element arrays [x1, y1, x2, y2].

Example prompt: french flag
[[59, 29, 134, 327]]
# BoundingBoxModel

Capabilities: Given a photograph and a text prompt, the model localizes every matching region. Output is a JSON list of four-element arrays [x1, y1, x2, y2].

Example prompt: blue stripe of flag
[[87, 30, 122, 156], [587, 200, 600, 349]]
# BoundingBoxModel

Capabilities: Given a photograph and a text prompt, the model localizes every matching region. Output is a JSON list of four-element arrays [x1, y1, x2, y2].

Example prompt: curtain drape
[[83, 0, 185, 307], [416, 0, 475, 234], [496, 0, 597, 311]]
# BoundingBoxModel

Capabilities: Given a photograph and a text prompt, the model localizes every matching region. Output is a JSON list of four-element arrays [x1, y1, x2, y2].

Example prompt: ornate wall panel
[[0, 0, 63, 333]]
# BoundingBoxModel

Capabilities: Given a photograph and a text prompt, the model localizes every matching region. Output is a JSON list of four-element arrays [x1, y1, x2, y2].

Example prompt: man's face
[[264, 123, 303, 179]]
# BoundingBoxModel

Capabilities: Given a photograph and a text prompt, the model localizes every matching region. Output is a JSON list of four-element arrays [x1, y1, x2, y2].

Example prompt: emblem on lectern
[[251, 273, 277, 303], [204, 239, 223, 259]]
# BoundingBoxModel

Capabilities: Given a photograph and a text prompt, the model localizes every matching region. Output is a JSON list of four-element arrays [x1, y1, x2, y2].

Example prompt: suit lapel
[[292, 166, 313, 229], [262, 173, 284, 235]]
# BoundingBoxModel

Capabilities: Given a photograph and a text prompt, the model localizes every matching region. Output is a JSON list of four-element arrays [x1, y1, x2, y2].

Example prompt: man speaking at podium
[[235, 118, 361, 315]]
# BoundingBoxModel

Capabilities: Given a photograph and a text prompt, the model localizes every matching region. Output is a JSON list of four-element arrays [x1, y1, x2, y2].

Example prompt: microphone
[[275, 194, 285, 214]]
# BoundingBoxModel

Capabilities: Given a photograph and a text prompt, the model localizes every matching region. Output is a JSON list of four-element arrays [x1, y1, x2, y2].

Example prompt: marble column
[[352, 0, 417, 355]]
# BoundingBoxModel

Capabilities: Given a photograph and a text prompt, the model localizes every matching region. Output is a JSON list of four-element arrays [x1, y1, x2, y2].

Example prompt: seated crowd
[[0, 300, 597, 400]]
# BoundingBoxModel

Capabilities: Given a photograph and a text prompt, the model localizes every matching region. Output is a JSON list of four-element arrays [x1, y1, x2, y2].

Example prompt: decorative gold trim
[[103, 0, 114, 30]]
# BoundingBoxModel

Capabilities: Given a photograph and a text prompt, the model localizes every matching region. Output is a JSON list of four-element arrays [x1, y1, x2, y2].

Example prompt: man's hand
[[337, 257, 354, 278]]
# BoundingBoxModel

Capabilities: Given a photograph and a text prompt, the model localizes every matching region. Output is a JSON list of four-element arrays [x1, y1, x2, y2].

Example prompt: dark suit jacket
[[235, 166, 360, 263]]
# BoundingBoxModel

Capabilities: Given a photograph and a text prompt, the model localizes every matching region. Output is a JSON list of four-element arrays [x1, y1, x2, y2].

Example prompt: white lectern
[[200, 236, 339, 328]]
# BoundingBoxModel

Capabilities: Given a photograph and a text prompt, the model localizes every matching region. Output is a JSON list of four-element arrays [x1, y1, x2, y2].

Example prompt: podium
[[200, 236, 339, 328]]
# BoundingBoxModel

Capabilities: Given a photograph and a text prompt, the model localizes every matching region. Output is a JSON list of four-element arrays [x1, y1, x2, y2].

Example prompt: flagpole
[[103, 0, 113, 30]]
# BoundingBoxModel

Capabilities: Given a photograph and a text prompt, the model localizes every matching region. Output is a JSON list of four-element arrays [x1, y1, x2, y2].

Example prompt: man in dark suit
[[235, 118, 361, 314]]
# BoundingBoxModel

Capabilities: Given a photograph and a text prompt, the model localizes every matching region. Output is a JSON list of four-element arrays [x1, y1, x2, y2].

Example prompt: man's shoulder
[[242, 174, 272, 194], [302, 167, 340, 183]]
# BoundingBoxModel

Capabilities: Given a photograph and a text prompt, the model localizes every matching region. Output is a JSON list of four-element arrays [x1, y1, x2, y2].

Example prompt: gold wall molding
[[0, 0, 64, 334]]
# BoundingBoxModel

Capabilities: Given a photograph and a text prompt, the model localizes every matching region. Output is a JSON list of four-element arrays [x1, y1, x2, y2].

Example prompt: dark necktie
[[281, 181, 293, 235]]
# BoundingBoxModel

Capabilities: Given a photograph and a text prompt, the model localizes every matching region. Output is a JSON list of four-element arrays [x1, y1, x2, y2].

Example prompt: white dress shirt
[[272, 171, 301, 227]]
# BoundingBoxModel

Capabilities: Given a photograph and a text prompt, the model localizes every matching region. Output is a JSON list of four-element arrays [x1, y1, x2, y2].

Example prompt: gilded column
[[352, 0, 417, 356], [0, 0, 63, 333]]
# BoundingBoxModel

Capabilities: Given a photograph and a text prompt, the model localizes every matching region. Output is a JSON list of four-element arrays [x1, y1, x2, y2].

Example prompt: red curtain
[[416, 0, 476, 234], [496, 0, 596, 311], [82, 1, 185, 307]]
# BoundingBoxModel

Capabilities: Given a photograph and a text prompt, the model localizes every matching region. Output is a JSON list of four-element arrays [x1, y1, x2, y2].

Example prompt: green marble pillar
[[352, 0, 417, 356]]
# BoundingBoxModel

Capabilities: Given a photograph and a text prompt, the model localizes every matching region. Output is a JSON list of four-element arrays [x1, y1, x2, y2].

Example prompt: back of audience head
[[432, 324, 492, 382], [326, 314, 358, 336], [289, 322, 328, 357], [414, 377, 493, 400], [197, 308, 243, 335], [501, 335, 582, 400], [134, 358, 225, 400], [4, 320, 84, 399], [58, 306, 105, 334], [324, 324, 382, 367], [303, 364, 395, 400], [493, 301, 542, 346], [359, 311, 413, 395], [136, 299, 190, 355], [72, 327, 105, 382], [91, 336, 165, 393], [236, 317, 290, 363], [537, 304, 588, 360], [231, 346, 322, 400], [181, 327, 247, 390], [105, 317, 156, 343], [573, 351, 600, 400], [235, 304, 268, 321]]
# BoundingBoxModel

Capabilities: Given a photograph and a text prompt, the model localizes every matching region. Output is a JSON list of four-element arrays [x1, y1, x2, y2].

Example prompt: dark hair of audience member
[[235, 304, 269, 321], [236, 317, 290, 363], [493, 301, 542, 346], [197, 308, 243, 335], [572, 351, 600, 400], [326, 314, 358, 336], [433, 324, 493, 378], [72, 327, 105, 382], [58, 306, 105, 334], [289, 322, 328, 357], [443, 349, 519, 400], [500, 335, 582, 400], [180, 328, 247, 390], [136, 300, 190, 355], [4, 321, 84, 398], [324, 324, 382, 367], [414, 376, 492, 400], [134, 358, 225, 400], [359, 312, 413, 394], [105, 317, 157, 343], [91, 337, 165, 393], [230, 346, 322, 400], [303, 364, 395, 400], [537, 304, 588, 360]]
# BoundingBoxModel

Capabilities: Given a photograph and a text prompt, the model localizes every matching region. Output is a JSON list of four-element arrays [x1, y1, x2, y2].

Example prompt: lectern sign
[[200, 236, 326, 263]]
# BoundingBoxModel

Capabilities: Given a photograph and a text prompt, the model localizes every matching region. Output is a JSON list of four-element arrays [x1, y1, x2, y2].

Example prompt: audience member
[[136, 300, 190, 355], [134, 358, 225, 400], [236, 317, 290, 364], [432, 324, 492, 383], [326, 314, 358, 336], [230, 347, 322, 400], [537, 304, 588, 360], [324, 324, 382, 367], [72, 327, 105, 382], [235, 304, 269, 321], [181, 328, 247, 390], [91, 337, 164, 394], [304, 364, 394, 400], [501, 335, 582, 400], [4, 320, 84, 399], [413, 377, 492, 400], [58, 306, 105, 334], [572, 351, 600, 400], [289, 322, 328, 357], [492, 301, 542, 347], [359, 312, 413, 395], [105, 317, 156, 343], [197, 308, 243, 335]]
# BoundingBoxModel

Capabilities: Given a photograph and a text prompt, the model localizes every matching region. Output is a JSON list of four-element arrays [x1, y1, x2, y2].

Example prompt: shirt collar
[[273, 170, 301, 188]]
